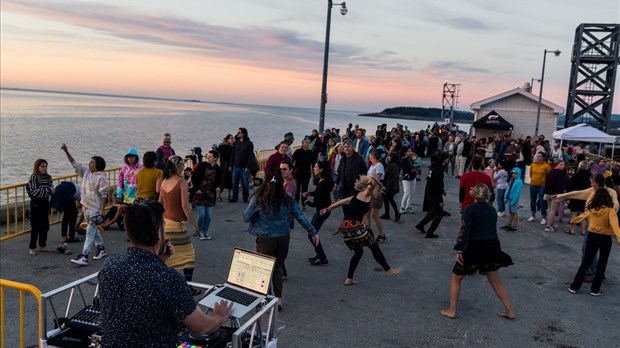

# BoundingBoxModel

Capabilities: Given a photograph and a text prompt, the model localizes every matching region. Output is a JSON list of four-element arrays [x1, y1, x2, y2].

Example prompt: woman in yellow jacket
[[567, 188, 620, 296]]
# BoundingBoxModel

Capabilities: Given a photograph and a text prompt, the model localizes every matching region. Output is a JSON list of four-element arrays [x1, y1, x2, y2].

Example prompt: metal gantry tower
[[564, 23, 620, 132], [441, 82, 461, 125]]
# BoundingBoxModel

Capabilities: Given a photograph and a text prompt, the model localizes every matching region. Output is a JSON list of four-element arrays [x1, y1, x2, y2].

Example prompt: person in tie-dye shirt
[[101, 148, 142, 230]]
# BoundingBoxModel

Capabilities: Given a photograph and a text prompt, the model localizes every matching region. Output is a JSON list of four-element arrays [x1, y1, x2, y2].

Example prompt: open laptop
[[199, 248, 276, 318]]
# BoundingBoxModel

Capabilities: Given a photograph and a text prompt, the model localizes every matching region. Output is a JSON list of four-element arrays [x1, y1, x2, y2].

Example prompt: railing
[[0, 147, 289, 242], [1, 169, 121, 242], [0, 279, 43, 348]]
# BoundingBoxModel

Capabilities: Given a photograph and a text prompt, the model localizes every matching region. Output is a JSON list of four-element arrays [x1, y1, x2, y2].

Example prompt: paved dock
[[1, 162, 619, 347]]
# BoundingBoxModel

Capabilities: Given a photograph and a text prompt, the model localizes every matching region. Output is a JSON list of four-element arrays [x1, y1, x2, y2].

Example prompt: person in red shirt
[[459, 156, 493, 211]]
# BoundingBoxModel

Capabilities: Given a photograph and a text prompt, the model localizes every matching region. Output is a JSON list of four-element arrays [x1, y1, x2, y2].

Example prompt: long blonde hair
[[354, 175, 384, 198]]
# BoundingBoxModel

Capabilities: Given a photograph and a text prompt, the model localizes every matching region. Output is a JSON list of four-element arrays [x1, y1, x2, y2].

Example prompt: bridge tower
[[564, 23, 620, 132], [441, 82, 460, 125]]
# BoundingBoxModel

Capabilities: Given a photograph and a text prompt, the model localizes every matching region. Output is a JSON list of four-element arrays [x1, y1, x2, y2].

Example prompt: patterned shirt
[[99, 248, 196, 347]]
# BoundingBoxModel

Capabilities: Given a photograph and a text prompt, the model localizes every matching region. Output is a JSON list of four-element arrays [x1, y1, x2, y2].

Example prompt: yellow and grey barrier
[[0, 279, 43, 348]]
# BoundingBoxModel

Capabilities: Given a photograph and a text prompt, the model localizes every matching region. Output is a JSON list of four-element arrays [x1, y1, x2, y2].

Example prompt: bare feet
[[344, 278, 359, 286], [440, 309, 456, 319], [385, 267, 401, 276], [497, 311, 516, 320], [39, 247, 52, 252]]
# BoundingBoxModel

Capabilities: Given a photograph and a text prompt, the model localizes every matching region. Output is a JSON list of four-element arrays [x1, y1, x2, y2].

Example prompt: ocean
[[0, 89, 469, 186]]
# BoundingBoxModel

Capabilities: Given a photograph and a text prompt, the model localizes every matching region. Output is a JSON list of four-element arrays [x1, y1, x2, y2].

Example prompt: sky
[[1, 0, 619, 113]]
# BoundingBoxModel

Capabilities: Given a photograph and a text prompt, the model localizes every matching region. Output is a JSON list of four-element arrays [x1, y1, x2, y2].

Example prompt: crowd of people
[[23, 121, 620, 342]]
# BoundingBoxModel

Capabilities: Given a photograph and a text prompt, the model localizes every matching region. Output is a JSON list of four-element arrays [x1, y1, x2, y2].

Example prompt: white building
[[471, 87, 564, 139]]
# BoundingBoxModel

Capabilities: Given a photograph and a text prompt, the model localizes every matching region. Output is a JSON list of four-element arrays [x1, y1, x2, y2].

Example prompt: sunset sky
[[2, 0, 619, 113]]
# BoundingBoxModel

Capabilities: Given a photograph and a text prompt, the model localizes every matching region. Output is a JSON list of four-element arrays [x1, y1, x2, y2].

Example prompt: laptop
[[198, 248, 276, 318]]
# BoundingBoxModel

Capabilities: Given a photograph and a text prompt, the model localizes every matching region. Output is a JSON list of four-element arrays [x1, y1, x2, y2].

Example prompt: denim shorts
[[508, 204, 519, 214]]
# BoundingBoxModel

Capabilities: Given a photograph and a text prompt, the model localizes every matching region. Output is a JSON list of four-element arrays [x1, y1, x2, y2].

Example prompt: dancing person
[[216, 134, 235, 202], [528, 153, 551, 224], [440, 184, 515, 319], [320, 176, 401, 285], [243, 169, 319, 311], [493, 161, 509, 217], [156, 133, 176, 170], [159, 155, 201, 295], [229, 127, 254, 203], [51, 181, 81, 255], [190, 150, 221, 241], [99, 201, 232, 346], [400, 147, 417, 214], [366, 149, 387, 243], [135, 151, 163, 203], [303, 160, 333, 266], [415, 152, 450, 238], [100, 148, 142, 230], [26, 159, 55, 256], [564, 160, 591, 235], [61, 143, 109, 266], [544, 160, 568, 232], [292, 137, 314, 211], [567, 188, 620, 296], [381, 152, 401, 222]]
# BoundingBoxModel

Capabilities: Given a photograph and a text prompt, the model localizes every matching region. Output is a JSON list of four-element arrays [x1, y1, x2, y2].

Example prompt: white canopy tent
[[553, 123, 617, 156]]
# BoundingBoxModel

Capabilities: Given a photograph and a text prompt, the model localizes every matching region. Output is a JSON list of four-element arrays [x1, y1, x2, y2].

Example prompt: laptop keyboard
[[217, 287, 258, 306]]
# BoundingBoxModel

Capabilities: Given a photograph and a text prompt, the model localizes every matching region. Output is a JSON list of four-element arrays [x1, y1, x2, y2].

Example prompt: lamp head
[[553, 50, 561, 57], [340, 2, 348, 15]]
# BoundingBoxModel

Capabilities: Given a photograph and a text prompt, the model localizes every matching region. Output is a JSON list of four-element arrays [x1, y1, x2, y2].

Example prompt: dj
[[99, 201, 232, 346]]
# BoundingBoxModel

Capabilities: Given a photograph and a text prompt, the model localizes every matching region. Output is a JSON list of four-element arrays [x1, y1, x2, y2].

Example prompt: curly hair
[[354, 175, 384, 198], [470, 183, 491, 203]]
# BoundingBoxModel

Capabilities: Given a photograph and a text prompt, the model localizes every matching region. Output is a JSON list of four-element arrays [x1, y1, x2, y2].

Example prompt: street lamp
[[318, 1, 347, 134], [534, 49, 561, 138]]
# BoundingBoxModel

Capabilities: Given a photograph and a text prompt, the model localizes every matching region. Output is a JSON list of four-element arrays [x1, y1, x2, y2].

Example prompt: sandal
[[344, 279, 359, 286], [564, 230, 575, 235]]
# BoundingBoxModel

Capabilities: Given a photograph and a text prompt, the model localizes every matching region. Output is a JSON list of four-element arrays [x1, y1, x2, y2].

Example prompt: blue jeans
[[196, 205, 212, 234], [496, 188, 506, 213], [309, 210, 330, 262], [83, 207, 104, 256], [529, 185, 546, 216], [232, 166, 250, 201]]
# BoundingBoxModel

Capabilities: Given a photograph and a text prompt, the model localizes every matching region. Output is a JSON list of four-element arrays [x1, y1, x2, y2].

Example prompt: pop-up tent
[[553, 123, 617, 155]]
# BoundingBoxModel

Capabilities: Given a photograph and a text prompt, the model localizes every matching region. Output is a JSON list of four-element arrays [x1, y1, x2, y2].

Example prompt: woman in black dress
[[320, 175, 400, 285], [440, 184, 515, 319]]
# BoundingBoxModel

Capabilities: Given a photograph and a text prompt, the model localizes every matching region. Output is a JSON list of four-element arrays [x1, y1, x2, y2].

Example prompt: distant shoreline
[[358, 112, 472, 124]]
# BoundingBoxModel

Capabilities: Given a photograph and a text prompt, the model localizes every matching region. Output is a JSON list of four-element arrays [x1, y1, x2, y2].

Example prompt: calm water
[[0, 89, 467, 186]]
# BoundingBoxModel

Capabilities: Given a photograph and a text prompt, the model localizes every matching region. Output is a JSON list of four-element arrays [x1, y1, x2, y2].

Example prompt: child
[[26, 159, 55, 256], [494, 161, 509, 217], [568, 188, 620, 296], [412, 152, 423, 181], [190, 150, 221, 240], [501, 167, 523, 232], [61, 143, 109, 266]]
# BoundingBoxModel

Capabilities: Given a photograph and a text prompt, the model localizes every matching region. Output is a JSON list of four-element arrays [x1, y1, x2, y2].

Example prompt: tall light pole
[[530, 77, 541, 94], [318, 1, 347, 134], [534, 49, 561, 138]]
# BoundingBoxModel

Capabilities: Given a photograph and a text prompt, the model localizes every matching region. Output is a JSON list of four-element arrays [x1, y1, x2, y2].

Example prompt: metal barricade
[[0, 279, 43, 348]]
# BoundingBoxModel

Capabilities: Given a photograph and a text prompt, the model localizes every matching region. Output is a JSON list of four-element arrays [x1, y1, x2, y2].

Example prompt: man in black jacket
[[337, 140, 367, 214], [229, 127, 254, 203], [415, 152, 449, 238]]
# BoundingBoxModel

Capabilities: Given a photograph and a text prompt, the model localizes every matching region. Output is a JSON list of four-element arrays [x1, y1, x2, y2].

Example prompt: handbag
[[336, 219, 375, 250]]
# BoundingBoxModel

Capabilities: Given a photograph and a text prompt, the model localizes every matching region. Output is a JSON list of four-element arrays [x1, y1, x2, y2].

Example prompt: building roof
[[470, 87, 564, 113]]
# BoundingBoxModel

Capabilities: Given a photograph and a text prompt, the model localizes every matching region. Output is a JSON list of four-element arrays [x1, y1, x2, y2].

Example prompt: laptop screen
[[227, 248, 275, 295]]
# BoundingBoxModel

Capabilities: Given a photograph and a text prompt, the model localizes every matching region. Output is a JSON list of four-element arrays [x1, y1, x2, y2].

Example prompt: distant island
[[359, 106, 474, 123]]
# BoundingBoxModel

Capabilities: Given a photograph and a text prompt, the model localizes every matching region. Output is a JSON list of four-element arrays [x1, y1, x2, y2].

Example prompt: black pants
[[570, 233, 612, 293], [295, 175, 311, 205], [417, 207, 444, 235], [257, 235, 290, 297], [29, 199, 49, 249], [61, 203, 78, 238], [348, 243, 390, 279], [383, 192, 398, 217]]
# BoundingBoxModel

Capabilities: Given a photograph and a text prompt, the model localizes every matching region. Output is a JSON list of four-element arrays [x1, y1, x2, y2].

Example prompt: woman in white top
[[366, 149, 386, 243]]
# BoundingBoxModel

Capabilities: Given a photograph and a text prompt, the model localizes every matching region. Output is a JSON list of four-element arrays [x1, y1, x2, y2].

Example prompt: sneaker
[[500, 224, 511, 230], [399, 207, 407, 214], [380, 214, 390, 220], [544, 226, 555, 232], [590, 291, 603, 297], [71, 254, 88, 266], [92, 247, 107, 260], [406, 207, 414, 214], [567, 287, 576, 294], [507, 226, 517, 232], [497, 212, 505, 217], [376, 235, 387, 243], [199, 233, 207, 240], [527, 216, 536, 222], [540, 218, 547, 225], [204, 234, 213, 240]]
